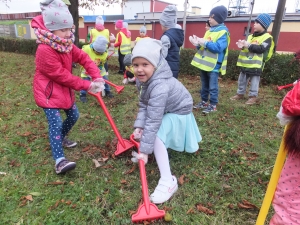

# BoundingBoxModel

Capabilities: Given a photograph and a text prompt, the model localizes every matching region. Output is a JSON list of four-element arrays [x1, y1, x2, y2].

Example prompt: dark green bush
[[179, 48, 300, 85], [0, 37, 37, 55]]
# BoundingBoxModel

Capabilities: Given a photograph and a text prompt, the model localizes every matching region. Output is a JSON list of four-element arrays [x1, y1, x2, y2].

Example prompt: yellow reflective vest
[[191, 30, 230, 75], [135, 36, 150, 42], [236, 33, 274, 69], [115, 32, 131, 55], [81, 45, 108, 78], [89, 28, 110, 43]]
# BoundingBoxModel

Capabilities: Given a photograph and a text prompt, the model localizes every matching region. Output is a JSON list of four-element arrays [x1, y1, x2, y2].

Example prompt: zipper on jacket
[[45, 81, 53, 104]]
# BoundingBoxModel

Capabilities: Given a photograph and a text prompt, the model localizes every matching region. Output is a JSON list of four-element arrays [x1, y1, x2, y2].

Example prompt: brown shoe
[[230, 94, 244, 100], [245, 96, 258, 105]]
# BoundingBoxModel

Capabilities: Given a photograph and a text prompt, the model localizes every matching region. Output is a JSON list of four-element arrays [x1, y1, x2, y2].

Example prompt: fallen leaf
[[97, 157, 109, 162], [25, 195, 33, 201], [95, 196, 100, 204], [196, 203, 215, 215], [71, 204, 76, 208], [29, 192, 41, 196], [238, 199, 259, 209], [69, 181, 74, 186], [25, 148, 31, 154], [124, 165, 136, 174], [120, 179, 127, 184], [129, 210, 136, 216], [92, 159, 101, 168], [65, 200, 72, 205], [228, 203, 235, 209], [178, 174, 185, 185]]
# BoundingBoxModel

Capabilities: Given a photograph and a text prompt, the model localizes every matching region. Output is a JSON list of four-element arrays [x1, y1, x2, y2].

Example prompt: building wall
[[123, 1, 151, 20]]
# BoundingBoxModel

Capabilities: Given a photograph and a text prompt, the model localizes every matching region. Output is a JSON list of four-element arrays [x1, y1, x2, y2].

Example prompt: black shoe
[[118, 70, 123, 75], [105, 91, 114, 98], [80, 94, 87, 103]]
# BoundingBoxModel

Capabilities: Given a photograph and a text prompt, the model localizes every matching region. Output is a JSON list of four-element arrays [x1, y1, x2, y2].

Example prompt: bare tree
[[69, 0, 127, 46]]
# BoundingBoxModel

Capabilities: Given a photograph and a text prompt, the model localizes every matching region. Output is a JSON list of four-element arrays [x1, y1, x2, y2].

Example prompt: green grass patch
[[0, 51, 287, 224]]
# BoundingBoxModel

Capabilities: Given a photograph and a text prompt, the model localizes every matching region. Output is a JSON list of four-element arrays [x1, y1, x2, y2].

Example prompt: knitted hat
[[123, 22, 128, 28], [93, 36, 108, 53], [140, 25, 147, 33], [159, 5, 177, 29], [255, 13, 272, 30], [123, 54, 132, 67], [209, 5, 228, 24], [132, 38, 162, 68], [40, 0, 74, 31], [115, 20, 123, 29], [96, 15, 104, 25]]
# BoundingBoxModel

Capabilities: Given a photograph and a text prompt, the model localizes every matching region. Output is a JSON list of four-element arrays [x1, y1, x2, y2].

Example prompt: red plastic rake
[[277, 83, 293, 91], [129, 135, 165, 223], [104, 80, 124, 94], [88, 91, 134, 155]]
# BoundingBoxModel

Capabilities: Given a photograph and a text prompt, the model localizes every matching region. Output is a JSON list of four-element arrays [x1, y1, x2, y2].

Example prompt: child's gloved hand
[[293, 80, 298, 86], [88, 78, 105, 94], [128, 77, 136, 83], [122, 78, 128, 84], [196, 38, 206, 47], [189, 36, 198, 46], [241, 40, 250, 48], [131, 151, 148, 164], [110, 33, 116, 41], [236, 39, 244, 48], [276, 106, 294, 125], [133, 128, 143, 139]]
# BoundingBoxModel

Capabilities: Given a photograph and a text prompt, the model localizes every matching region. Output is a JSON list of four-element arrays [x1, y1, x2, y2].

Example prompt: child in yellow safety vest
[[80, 36, 114, 102], [134, 25, 149, 45], [230, 13, 274, 105], [190, 5, 230, 114], [114, 20, 131, 74], [122, 54, 135, 84], [87, 15, 110, 76]]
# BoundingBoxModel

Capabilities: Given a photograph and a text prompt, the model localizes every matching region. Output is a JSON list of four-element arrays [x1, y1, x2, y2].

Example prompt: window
[[243, 26, 251, 36]]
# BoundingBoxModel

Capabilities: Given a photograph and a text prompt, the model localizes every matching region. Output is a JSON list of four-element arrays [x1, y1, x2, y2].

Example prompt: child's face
[[132, 57, 155, 83], [208, 17, 218, 27], [161, 25, 167, 32], [140, 32, 146, 37], [205, 24, 210, 31], [52, 28, 72, 39], [253, 21, 265, 33]]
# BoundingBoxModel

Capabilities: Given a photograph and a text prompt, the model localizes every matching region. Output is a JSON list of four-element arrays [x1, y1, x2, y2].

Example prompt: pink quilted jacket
[[31, 15, 101, 109]]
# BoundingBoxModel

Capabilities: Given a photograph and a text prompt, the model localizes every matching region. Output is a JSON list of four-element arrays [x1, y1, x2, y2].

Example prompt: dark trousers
[[118, 49, 125, 72]]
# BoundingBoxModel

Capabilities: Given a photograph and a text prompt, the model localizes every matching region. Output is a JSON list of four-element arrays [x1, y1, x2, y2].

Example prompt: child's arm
[[114, 33, 122, 47], [248, 37, 272, 54], [72, 45, 102, 80], [160, 35, 171, 58], [205, 33, 228, 54]]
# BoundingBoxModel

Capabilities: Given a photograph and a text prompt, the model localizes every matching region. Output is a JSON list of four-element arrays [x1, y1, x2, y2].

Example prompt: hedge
[[1, 37, 299, 85]]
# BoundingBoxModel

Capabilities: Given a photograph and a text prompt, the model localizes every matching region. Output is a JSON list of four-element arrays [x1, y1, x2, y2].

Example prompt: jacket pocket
[[45, 81, 53, 104]]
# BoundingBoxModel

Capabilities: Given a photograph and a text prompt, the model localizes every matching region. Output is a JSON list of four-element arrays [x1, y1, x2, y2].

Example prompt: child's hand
[[88, 78, 105, 94], [122, 78, 128, 84], [276, 106, 294, 125], [110, 33, 116, 41], [131, 151, 148, 164], [133, 128, 143, 139], [241, 40, 250, 48], [236, 39, 244, 48], [197, 38, 206, 47], [189, 36, 198, 46], [293, 80, 298, 86]]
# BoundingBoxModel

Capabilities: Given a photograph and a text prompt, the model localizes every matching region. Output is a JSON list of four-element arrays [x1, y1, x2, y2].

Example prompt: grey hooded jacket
[[134, 57, 193, 154]]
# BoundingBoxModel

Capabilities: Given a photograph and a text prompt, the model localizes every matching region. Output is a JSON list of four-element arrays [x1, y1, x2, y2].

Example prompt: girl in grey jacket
[[131, 38, 202, 204]]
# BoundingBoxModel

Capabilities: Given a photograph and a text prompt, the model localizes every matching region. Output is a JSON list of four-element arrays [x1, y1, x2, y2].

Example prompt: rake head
[[131, 202, 165, 223]]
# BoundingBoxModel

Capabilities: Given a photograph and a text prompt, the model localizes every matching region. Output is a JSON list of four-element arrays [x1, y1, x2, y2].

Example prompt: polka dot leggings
[[43, 104, 79, 160]]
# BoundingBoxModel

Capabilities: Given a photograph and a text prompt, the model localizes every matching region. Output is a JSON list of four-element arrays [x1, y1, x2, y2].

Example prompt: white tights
[[153, 136, 172, 181]]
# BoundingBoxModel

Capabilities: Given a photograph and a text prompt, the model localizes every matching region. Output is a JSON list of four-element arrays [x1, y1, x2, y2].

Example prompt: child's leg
[[200, 70, 209, 103], [80, 77, 91, 96], [153, 136, 172, 181], [237, 72, 249, 95], [104, 61, 108, 74], [118, 49, 125, 73], [208, 71, 219, 105], [248, 75, 260, 97], [150, 136, 178, 204], [61, 104, 79, 140], [43, 108, 65, 161]]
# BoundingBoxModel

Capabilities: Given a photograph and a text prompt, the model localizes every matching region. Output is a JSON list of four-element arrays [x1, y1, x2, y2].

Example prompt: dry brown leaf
[[129, 210, 136, 216], [124, 165, 136, 175], [241, 199, 259, 209], [95, 196, 100, 204], [69, 181, 74, 186], [121, 179, 127, 184], [143, 221, 150, 225], [92, 159, 101, 168], [97, 157, 109, 162], [65, 200, 72, 205], [228, 203, 235, 209], [196, 204, 215, 215], [25, 195, 33, 201], [82, 146, 90, 152], [25, 148, 31, 154], [71, 204, 77, 209], [178, 174, 185, 185], [186, 207, 195, 214]]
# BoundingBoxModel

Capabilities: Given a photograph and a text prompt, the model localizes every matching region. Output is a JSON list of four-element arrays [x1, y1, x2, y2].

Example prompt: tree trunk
[[68, 0, 79, 46]]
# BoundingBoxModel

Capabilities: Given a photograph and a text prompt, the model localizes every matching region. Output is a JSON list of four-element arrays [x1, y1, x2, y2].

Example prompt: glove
[[88, 78, 105, 94], [241, 40, 250, 48], [189, 36, 198, 47], [109, 33, 116, 42], [131, 151, 148, 164], [122, 78, 128, 84], [276, 106, 294, 125], [133, 128, 143, 139], [236, 39, 244, 49], [293, 80, 298, 86], [196, 37, 206, 47]]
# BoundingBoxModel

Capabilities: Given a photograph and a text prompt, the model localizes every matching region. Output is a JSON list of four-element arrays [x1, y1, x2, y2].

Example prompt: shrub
[[179, 48, 300, 85], [0, 37, 37, 55]]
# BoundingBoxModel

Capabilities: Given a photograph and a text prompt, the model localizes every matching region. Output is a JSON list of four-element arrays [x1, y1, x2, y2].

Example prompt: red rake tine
[[104, 80, 124, 94], [277, 83, 293, 91], [88, 92, 134, 155], [107, 51, 115, 60], [130, 135, 165, 223]]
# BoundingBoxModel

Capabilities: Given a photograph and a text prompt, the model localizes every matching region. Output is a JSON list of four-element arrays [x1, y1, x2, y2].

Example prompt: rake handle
[[104, 80, 124, 94], [89, 92, 126, 148], [277, 83, 293, 91]]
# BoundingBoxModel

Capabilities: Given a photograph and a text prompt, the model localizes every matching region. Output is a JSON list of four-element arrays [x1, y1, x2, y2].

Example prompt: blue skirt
[[156, 113, 202, 153]]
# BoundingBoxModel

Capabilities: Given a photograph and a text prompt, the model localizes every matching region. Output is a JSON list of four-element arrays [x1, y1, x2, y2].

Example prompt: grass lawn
[[0, 51, 288, 224]]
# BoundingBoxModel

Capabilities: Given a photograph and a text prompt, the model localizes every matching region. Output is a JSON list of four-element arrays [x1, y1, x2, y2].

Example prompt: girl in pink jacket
[[32, 0, 105, 174]]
